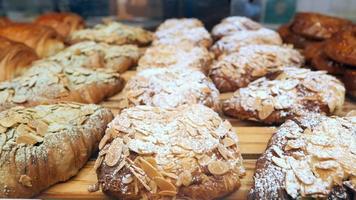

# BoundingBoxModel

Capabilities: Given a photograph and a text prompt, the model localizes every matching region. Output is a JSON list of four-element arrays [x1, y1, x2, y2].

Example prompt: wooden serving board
[[38, 70, 356, 199]]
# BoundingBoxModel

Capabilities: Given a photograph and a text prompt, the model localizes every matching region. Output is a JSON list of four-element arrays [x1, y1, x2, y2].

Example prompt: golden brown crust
[[324, 27, 356, 66], [277, 24, 317, 49], [223, 67, 345, 124], [0, 23, 65, 57], [310, 45, 346, 75], [0, 36, 39, 81], [0, 103, 113, 198], [34, 12, 85, 38], [96, 105, 245, 200], [137, 43, 213, 74], [291, 12, 352, 40], [46, 41, 140, 73], [248, 114, 355, 199], [211, 16, 262, 40], [68, 22, 153, 46], [209, 44, 304, 92], [0, 61, 124, 111], [211, 28, 283, 57], [119, 68, 220, 112], [343, 69, 356, 99]]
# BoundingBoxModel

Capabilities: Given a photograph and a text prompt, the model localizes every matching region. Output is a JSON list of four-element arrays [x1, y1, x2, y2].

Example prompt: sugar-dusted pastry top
[[96, 104, 245, 200], [210, 44, 304, 92], [137, 43, 213, 74], [46, 41, 140, 73], [223, 67, 345, 124], [211, 28, 283, 57], [249, 113, 356, 199], [120, 68, 220, 111], [68, 21, 153, 46], [156, 18, 203, 31], [0, 61, 124, 110], [0, 103, 113, 197], [211, 16, 262, 39]]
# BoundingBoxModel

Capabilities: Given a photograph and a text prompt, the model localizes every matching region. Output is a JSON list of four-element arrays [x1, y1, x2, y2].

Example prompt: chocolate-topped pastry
[[211, 16, 262, 40], [210, 44, 304, 92], [211, 28, 282, 57], [290, 12, 352, 40], [248, 113, 355, 199], [223, 67, 345, 124], [95, 104, 245, 200]]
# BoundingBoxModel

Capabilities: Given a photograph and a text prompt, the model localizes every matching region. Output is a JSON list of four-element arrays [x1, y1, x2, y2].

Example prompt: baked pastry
[[95, 104, 245, 200], [0, 23, 65, 57], [223, 67, 345, 124], [0, 61, 124, 111], [211, 16, 262, 40], [310, 45, 346, 75], [211, 28, 282, 57], [68, 21, 153, 46], [277, 24, 316, 49], [290, 12, 352, 40], [248, 113, 355, 199], [324, 27, 356, 66], [34, 12, 85, 38], [210, 44, 304, 92], [0, 103, 113, 198], [156, 18, 203, 31], [0, 17, 12, 27], [0, 36, 39, 81], [154, 26, 213, 48], [137, 43, 213, 74], [46, 41, 140, 73], [344, 69, 356, 99], [119, 68, 220, 111]]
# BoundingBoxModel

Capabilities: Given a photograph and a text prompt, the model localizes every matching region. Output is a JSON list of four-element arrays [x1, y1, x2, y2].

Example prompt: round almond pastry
[[324, 27, 356, 66], [291, 12, 352, 40], [248, 113, 356, 199], [137, 43, 213, 74], [209, 44, 304, 92], [95, 104, 245, 200], [156, 18, 203, 32], [223, 67, 345, 124], [119, 68, 220, 112], [210, 28, 282, 57], [211, 16, 262, 40], [310, 46, 346, 75], [277, 24, 317, 49], [0, 103, 113, 198], [343, 69, 356, 99]]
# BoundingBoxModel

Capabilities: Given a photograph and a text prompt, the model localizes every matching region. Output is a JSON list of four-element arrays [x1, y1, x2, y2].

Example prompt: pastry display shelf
[[38, 70, 356, 200]]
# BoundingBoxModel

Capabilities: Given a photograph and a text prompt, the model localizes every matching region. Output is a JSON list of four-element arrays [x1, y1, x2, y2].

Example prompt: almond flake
[[218, 143, 232, 160], [158, 190, 177, 196], [285, 170, 300, 198], [258, 101, 274, 120], [137, 157, 162, 179], [12, 94, 27, 103], [271, 156, 290, 169], [223, 137, 235, 147], [285, 139, 305, 151], [0, 117, 16, 128], [178, 170, 192, 187], [288, 157, 315, 185], [104, 138, 123, 167], [313, 160, 339, 170], [122, 174, 134, 184], [154, 177, 176, 192], [19, 175, 32, 187], [208, 160, 229, 175]]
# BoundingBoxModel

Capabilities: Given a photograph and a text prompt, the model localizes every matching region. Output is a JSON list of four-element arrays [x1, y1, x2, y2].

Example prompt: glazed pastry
[[0, 36, 39, 81], [68, 21, 153, 46], [95, 104, 245, 200], [137, 43, 213, 74], [248, 113, 355, 199], [277, 24, 316, 49], [156, 18, 203, 31], [0, 23, 64, 57], [290, 12, 351, 40], [223, 67, 345, 124], [343, 69, 356, 99], [0, 17, 12, 27], [0, 103, 113, 198], [324, 27, 356, 66], [34, 12, 85, 38], [211, 28, 282, 57], [211, 16, 262, 40], [210, 44, 304, 92], [0, 61, 124, 111], [119, 68, 220, 111], [46, 41, 140, 73]]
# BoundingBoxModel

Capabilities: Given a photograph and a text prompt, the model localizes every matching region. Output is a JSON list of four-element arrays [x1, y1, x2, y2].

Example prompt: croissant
[[0, 23, 65, 57], [0, 36, 39, 81], [34, 12, 85, 38], [0, 17, 12, 27]]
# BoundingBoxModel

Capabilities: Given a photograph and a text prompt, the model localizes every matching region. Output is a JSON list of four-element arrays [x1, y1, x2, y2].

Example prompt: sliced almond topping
[[208, 160, 229, 176], [0, 117, 16, 128], [16, 132, 42, 145], [272, 146, 284, 158], [285, 170, 300, 199], [178, 170, 192, 187], [19, 175, 32, 187], [158, 190, 177, 196], [271, 156, 290, 169], [285, 139, 305, 151], [154, 177, 176, 192], [93, 155, 104, 171], [104, 138, 123, 167], [0, 125, 7, 134], [12, 94, 27, 103], [258, 101, 274, 120], [314, 160, 339, 170], [99, 130, 112, 150], [223, 137, 235, 147], [288, 157, 315, 185], [144, 157, 157, 168], [137, 157, 162, 179], [122, 174, 134, 184], [218, 143, 232, 160]]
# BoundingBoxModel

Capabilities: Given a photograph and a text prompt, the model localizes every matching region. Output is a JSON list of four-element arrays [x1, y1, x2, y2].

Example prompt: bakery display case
[[0, 0, 355, 199]]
